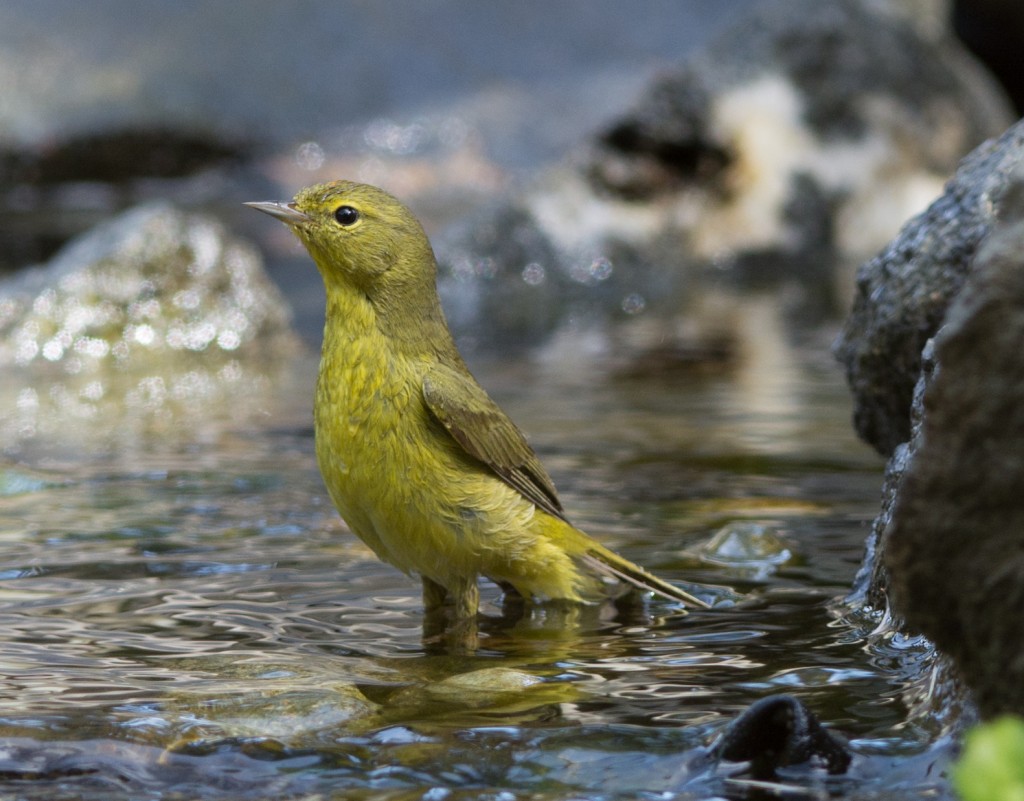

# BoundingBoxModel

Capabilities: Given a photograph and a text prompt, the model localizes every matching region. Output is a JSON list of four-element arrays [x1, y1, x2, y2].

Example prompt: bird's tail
[[580, 542, 710, 609]]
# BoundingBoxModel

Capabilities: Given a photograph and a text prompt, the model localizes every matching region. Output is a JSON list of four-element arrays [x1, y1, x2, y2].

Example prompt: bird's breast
[[312, 313, 547, 585]]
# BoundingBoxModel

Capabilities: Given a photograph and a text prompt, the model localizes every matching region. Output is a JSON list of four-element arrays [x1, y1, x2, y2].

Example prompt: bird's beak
[[244, 201, 312, 225]]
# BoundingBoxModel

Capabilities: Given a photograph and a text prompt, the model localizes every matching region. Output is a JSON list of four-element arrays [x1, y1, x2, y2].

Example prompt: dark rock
[[0, 128, 247, 276], [881, 170, 1024, 716], [834, 118, 1024, 456], [595, 0, 1002, 187], [1, 128, 245, 187], [594, 77, 727, 201], [715, 694, 851, 778], [954, 0, 1024, 112]]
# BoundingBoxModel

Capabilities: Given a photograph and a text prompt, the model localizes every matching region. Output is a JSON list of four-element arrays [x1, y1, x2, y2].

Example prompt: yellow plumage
[[246, 181, 707, 620]]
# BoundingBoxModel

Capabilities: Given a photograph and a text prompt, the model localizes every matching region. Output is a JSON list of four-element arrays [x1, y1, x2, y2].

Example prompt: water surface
[[0, 339, 956, 799]]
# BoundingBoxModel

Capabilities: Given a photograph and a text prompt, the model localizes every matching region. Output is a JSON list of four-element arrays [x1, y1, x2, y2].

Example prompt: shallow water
[[0, 335, 959, 800]]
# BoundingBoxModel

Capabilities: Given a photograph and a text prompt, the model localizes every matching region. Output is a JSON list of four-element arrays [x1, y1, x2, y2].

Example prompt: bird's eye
[[334, 205, 360, 226]]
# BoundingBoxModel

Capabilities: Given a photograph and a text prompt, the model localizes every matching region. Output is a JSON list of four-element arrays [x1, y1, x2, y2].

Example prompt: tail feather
[[580, 547, 710, 609]]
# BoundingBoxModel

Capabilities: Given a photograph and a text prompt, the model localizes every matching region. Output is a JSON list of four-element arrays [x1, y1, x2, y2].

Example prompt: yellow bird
[[247, 181, 708, 620]]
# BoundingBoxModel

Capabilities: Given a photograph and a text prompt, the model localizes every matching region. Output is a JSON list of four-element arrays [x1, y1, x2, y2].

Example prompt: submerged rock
[[383, 666, 579, 723], [160, 681, 379, 748], [0, 202, 300, 452], [0, 736, 293, 798], [149, 665, 575, 751]]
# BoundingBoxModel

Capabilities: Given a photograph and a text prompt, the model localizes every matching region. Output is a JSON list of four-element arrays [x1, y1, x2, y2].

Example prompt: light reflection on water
[[0, 349, 951, 800]]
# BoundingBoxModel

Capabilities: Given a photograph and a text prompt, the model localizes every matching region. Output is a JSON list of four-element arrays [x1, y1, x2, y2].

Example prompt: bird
[[246, 180, 708, 621]]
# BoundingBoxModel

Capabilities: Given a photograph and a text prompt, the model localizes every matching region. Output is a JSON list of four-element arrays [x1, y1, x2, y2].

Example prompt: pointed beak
[[244, 200, 312, 225]]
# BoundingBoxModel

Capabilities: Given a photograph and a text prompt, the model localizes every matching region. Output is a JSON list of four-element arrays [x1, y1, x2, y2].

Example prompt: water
[[0, 337, 957, 800]]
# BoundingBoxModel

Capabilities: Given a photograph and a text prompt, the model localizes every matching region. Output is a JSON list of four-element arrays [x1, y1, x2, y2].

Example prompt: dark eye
[[334, 205, 360, 226]]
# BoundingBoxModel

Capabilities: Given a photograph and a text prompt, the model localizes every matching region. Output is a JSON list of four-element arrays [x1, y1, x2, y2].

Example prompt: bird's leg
[[421, 575, 480, 653], [612, 588, 654, 626], [497, 580, 526, 621], [422, 576, 449, 612], [421, 575, 480, 617], [450, 577, 480, 620]]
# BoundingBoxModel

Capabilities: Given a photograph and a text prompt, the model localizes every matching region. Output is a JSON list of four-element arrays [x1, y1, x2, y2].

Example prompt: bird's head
[[247, 180, 436, 297], [247, 180, 454, 351]]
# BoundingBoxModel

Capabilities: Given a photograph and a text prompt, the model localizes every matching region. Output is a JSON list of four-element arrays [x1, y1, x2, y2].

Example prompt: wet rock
[[0, 202, 300, 452], [436, 193, 706, 353], [0, 201, 296, 374], [835, 119, 1024, 456], [846, 333, 938, 611], [436, 0, 1012, 352], [437, 202, 568, 350], [879, 171, 1024, 717], [848, 440, 916, 610], [714, 694, 851, 779]]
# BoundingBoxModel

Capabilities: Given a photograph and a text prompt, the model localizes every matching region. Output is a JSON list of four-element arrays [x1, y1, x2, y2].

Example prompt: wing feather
[[422, 364, 566, 522]]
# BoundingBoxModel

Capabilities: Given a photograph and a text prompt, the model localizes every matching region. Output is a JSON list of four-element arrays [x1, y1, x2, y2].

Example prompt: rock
[[586, 0, 1011, 273], [383, 667, 579, 722], [0, 128, 244, 187], [866, 0, 951, 41], [0, 201, 295, 374], [835, 118, 1024, 455], [0, 202, 300, 452], [880, 169, 1024, 717], [161, 682, 379, 747], [847, 334, 937, 610], [848, 440, 916, 610], [436, 0, 1012, 352], [838, 128, 1024, 717], [0, 737, 291, 797], [954, 0, 1024, 112], [714, 694, 851, 779]]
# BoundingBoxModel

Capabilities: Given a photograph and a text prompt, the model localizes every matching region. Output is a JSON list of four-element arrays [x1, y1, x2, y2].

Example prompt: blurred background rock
[[0, 0, 1016, 344]]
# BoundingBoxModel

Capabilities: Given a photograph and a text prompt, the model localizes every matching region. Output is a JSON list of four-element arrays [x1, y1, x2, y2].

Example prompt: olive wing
[[422, 364, 566, 522]]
